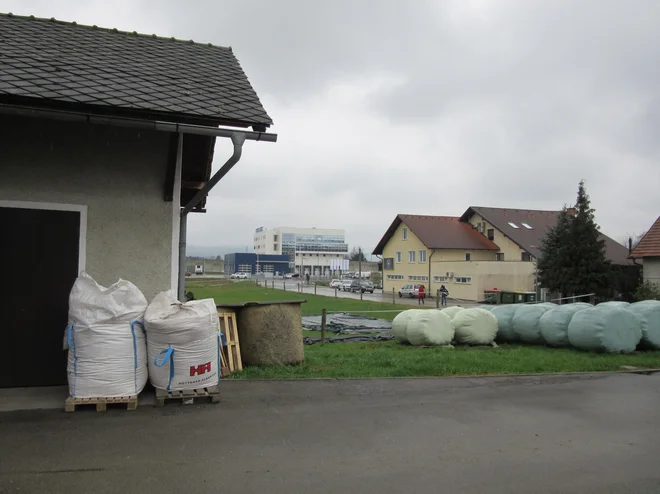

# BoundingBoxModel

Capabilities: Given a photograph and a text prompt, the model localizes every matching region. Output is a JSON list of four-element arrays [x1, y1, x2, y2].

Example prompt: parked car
[[284, 273, 300, 279], [399, 284, 422, 298], [329, 279, 342, 288], [360, 281, 374, 293], [347, 279, 362, 292], [340, 279, 353, 291], [231, 272, 248, 280]]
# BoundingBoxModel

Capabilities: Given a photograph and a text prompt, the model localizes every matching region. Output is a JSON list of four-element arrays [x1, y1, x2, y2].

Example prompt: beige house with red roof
[[629, 216, 660, 287], [373, 207, 632, 302]]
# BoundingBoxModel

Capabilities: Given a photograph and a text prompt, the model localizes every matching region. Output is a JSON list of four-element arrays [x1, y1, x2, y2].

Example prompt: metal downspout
[[428, 249, 435, 297], [178, 132, 247, 300]]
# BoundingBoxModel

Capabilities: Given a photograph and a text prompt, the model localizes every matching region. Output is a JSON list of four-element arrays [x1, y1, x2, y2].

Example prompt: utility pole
[[358, 248, 362, 300]]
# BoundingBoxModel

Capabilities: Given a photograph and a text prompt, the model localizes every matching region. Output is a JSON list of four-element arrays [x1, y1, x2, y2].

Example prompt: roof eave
[[372, 215, 403, 255], [0, 94, 272, 131]]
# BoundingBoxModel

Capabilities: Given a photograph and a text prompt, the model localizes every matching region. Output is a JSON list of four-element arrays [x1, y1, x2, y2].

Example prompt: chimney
[[567, 208, 576, 216], [628, 237, 633, 255]]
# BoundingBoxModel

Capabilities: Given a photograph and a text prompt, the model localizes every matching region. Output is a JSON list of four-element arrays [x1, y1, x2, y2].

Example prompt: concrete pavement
[[1, 373, 659, 493]]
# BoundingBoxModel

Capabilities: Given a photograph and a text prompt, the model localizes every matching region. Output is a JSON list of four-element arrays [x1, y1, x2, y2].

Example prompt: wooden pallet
[[65, 395, 137, 412], [218, 311, 243, 372], [155, 385, 220, 407]]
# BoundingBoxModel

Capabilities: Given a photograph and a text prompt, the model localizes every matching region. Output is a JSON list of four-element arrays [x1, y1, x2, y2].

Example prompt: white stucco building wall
[[1, 115, 175, 300]]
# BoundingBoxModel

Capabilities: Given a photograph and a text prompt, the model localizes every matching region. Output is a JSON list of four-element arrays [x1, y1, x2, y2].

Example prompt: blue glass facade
[[224, 253, 290, 275], [281, 232, 348, 263]]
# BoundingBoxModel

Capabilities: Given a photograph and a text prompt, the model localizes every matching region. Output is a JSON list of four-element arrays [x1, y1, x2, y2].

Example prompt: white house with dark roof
[[0, 14, 275, 388]]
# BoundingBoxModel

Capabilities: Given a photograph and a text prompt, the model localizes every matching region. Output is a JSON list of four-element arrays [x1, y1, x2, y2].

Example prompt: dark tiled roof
[[372, 215, 499, 255], [0, 13, 272, 128], [630, 216, 660, 258], [463, 207, 633, 266]]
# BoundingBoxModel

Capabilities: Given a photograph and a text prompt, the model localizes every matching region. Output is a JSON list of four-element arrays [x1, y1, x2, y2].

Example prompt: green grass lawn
[[188, 280, 660, 379], [233, 342, 660, 379], [187, 279, 408, 319]]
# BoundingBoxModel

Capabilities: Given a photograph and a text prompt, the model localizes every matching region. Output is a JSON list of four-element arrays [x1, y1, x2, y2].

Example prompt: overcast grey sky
[[4, 0, 660, 254]]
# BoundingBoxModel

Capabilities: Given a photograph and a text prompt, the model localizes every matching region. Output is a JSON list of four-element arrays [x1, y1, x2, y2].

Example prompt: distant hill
[[187, 245, 251, 259]]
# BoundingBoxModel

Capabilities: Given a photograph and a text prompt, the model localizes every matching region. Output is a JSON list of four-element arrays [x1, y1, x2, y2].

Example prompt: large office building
[[254, 226, 348, 276]]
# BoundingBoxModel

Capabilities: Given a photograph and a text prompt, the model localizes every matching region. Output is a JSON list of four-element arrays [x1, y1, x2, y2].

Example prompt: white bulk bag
[[406, 310, 454, 346], [145, 290, 221, 391], [148, 333, 220, 391], [452, 308, 498, 345], [65, 272, 148, 398]]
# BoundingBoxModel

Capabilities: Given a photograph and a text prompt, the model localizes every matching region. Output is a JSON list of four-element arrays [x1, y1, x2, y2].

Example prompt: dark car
[[360, 281, 374, 293], [348, 279, 362, 292]]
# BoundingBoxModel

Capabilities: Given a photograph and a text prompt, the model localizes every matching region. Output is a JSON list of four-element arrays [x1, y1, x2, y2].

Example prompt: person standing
[[439, 285, 449, 306], [418, 284, 425, 305]]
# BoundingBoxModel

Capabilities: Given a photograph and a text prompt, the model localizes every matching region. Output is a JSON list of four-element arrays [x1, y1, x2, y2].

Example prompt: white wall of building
[[1, 115, 174, 300]]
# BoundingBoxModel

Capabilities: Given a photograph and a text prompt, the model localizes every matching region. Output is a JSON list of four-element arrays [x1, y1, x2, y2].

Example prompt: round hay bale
[[490, 305, 520, 342], [441, 306, 465, 319], [452, 308, 498, 345], [538, 303, 592, 347], [631, 300, 660, 308], [512, 305, 555, 344], [627, 303, 660, 349], [597, 301, 630, 308], [406, 310, 454, 346], [391, 309, 425, 342], [568, 306, 642, 353], [232, 303, 304, 366]]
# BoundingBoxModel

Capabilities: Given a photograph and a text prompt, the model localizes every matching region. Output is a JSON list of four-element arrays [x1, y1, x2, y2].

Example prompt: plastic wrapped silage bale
[[452, 308, 498, 345], [597, 301, 630, 308], [538, 303, 592, 347], [441, 306, 465, 319], [490, 305, 519, 342], [567, 307, 642, 353], [512, 304, 555, 344], [391, 310, 425, 342], [627, 302, 660, 349], [406, 310, 454, 346]]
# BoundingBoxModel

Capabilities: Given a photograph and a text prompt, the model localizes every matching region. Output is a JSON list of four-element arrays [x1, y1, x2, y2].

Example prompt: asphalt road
[[1, 373, 659, 493], [261, 280, 473, 308]]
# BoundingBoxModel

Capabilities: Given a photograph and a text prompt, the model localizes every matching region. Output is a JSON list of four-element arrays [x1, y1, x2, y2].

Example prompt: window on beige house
[[409, 275, 429, 281], [419, 250, 427, 262], [402, 228, 408, 240], [455, 276, 472, 284], [396, 252, 402, 263], [465, 253, 471, 261], [522, 252, 533, 262], [408, 250, 416, 263], [495, 253, 504, 261], [487, 228, 495, 241], [387, 274, 404, 280], [433, 276, 448, 282]]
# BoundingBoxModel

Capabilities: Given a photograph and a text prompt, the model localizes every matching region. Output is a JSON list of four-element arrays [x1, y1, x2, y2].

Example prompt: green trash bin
[[524, 292, 537, 303], [513, 292, 525, 304], [501, 291, 515, 304], [483, 290, 502, 304]]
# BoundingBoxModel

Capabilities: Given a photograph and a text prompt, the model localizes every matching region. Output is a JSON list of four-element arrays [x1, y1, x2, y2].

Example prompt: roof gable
[[0, 14, 272, 129], [630, 216, 660, 258], [372, 214, 499, 255], [463, 206, 633, 265]]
